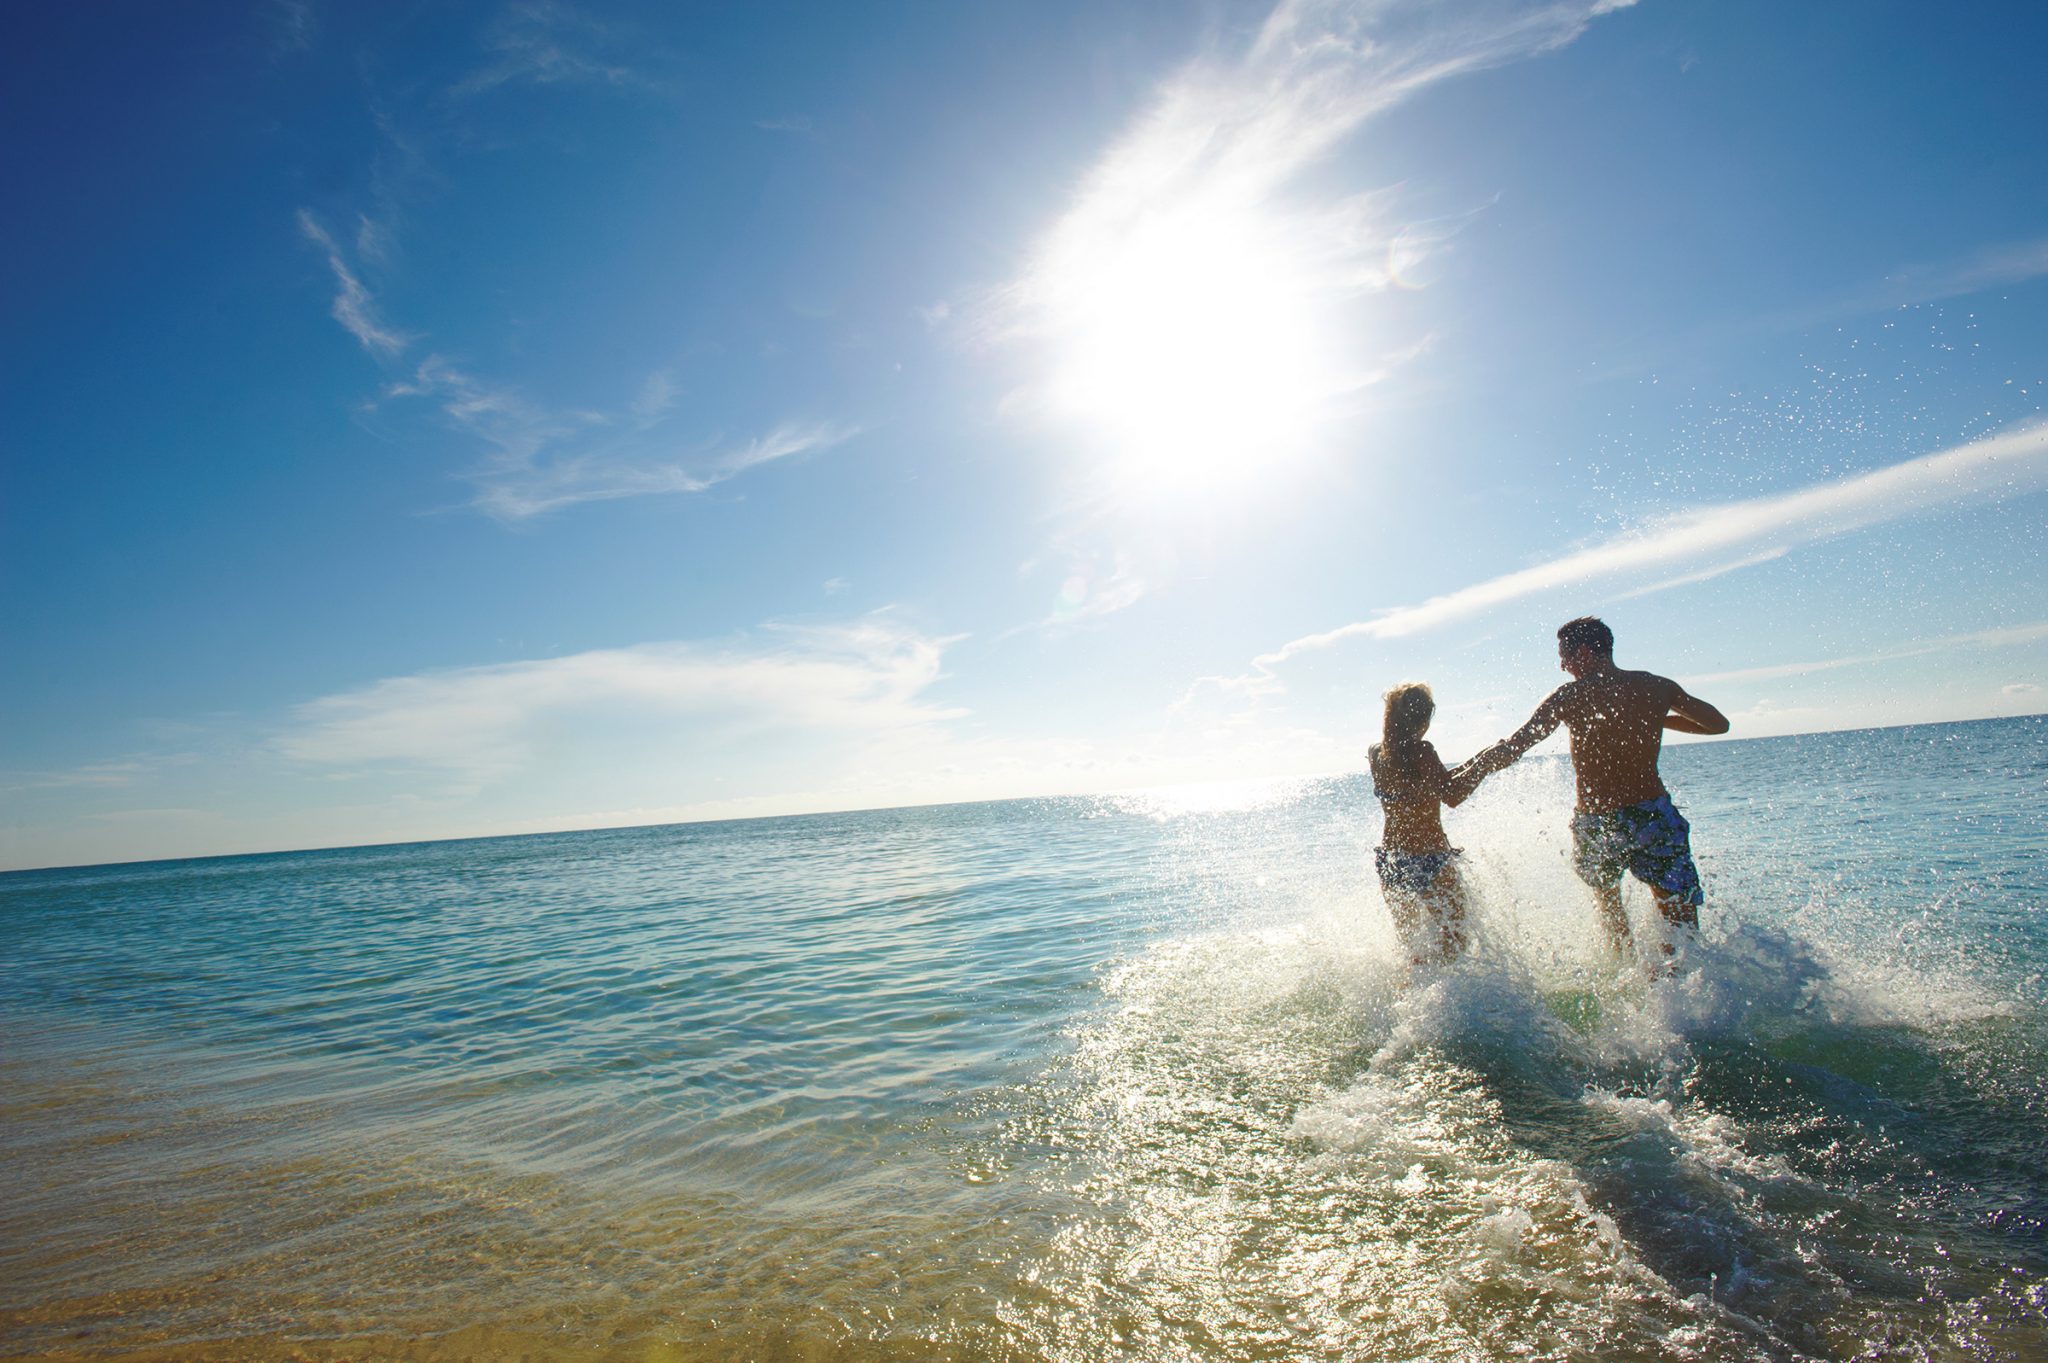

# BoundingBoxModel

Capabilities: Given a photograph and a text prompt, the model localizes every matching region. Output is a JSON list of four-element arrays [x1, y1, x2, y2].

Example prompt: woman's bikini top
[[1370, 740, 1435, 803]]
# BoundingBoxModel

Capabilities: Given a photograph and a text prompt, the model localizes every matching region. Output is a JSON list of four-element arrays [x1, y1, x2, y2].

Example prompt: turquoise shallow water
[[2, 716, 2044, 1360]]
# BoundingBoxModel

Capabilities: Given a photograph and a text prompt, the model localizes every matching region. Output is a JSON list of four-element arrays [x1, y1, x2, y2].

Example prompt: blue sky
[[4, 0, 2045, 869]]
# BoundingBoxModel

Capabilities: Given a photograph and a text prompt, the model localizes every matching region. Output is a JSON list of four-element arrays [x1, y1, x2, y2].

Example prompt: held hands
[[1445, 739, 1515, 805], [1469, 739, 1518, 776]]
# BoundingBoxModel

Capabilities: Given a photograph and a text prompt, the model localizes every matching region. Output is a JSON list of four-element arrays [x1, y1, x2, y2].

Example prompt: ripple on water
[[3, 720, 2047, 1359]]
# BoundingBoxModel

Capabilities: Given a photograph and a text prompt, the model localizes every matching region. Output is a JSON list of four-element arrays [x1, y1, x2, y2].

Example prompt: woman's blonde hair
[[1381, 681, 1435, 750]]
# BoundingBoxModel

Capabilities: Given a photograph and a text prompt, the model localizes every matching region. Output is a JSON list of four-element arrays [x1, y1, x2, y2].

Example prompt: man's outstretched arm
[[1663, 684, 1730, 736], [1457, 692, 1567, 785]]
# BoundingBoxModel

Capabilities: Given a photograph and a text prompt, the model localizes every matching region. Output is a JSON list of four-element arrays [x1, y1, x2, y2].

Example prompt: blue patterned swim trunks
[[1570, 794, 1703, 912], [1374, 847, 1457, 895]]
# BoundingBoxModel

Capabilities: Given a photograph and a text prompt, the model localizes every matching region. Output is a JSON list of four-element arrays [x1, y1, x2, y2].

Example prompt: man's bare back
[[1483, 659, 1728, 810], [1474, 618, 1729, 957], [1521, 668, 1709, 813]]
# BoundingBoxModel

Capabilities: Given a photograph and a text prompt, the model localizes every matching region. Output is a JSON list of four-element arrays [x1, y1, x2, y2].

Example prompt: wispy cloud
[[1590, 235, 2048, 382], [0, 760, 150, 794], [1863, 236, 2048, 309], [297, 210, 409, 358], [630, 369, 677, 426], [294, 21, 853, 524], [460, 410, 862, 520], [296, 226, 858, 519], [998, 0, 1637, 440], [1197, 421, 2048, 694], [384, 353, 859, 519], [265, 0, 317, 54], [452, 1, 656, 97], [1017, 0, 1631, 307], [756, 115, 816, 136], [1607, 546, 1790, 601], [1686, 621, 2048, 688], [987, 0, 1630, 493], [1008, 549, 1151, 636], [353, 212, 397, 267], [392, 356, 853, 518], [276, 617, 965, 782]]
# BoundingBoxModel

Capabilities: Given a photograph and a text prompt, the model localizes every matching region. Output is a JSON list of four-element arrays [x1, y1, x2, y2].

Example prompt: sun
[[1032, 194, 1342, 503]]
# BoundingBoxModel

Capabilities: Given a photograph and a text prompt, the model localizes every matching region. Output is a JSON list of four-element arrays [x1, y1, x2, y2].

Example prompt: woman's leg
[[1385, 886, 1426, 965], [1425, 865, 1471, 963]]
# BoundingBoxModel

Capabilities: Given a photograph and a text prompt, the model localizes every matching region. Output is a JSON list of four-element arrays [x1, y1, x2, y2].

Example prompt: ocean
[[3, 716, 2044, 1361]]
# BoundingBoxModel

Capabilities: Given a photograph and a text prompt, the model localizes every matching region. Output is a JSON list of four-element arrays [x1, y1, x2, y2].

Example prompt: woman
[[1367, 682, 1493, 967]]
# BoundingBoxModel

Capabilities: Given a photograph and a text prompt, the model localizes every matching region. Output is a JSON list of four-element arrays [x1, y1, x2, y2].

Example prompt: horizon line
[[4, 710, 2040, 877]]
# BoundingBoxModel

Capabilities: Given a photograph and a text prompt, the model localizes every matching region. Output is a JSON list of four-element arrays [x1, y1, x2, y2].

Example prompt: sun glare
[[1036, 197, 1342, 502]]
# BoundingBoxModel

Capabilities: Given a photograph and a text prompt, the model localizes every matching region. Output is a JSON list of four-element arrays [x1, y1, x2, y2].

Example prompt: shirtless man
[[1472, 617, 1730, 958]]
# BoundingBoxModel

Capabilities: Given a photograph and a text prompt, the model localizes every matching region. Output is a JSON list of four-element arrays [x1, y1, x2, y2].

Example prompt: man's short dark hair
[[1557, 616, 1614, 655]]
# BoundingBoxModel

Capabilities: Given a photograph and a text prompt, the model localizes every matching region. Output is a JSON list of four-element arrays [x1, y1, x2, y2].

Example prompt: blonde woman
[[1367, 682, 1494, 967]]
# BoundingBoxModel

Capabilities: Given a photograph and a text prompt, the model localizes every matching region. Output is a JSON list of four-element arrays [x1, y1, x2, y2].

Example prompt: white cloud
[[1232, 421, 2048, 682], [1037, 0, 1617, 249], [297, 73, 858, 524], [453, 1, 653, 97], [631, 369, 677, 425], [1685, 621, 2048, 687], [999, 1, 1622, 333], [276, 617, 966, 782], [2005, 682, 2041, 696], [1606, 547, 1789, 602], [320, 320, 856, 521], [997, 0, 1634, 438], [14, 617, 1381, 868], [719, 422, 853, 477], [1633, 235, 2048, 368], [353, 212, 395, 266], [297, 210, 409, 359], [0, 760, 149, 794], [1015, 550, 1151, 633], [457, 409, 862, 520], [266, 0, 316, 54], [387, 355, 567, 460], [1862, 236, 2048, 312]]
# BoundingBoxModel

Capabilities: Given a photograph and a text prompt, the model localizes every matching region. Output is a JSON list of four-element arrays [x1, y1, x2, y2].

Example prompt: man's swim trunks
[[1570, 795, 1703, 909], [1375, 847, 1457, 896]]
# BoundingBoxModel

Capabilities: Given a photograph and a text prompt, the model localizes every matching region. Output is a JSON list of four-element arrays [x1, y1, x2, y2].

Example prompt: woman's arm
[[1415, 744, 1468, 806], [1442, 753, 1489, 807]]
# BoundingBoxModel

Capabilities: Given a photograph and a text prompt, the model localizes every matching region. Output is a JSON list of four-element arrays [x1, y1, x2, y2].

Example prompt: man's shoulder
[[1619, 668, 1683, 698]]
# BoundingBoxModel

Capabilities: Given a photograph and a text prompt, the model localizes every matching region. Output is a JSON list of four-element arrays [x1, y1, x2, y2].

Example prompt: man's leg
[[1635, 798, 1704, 951], [1572, 812, 1634, 958], [1651, 886, 1698, 931], [1589, 880, 1632, 957], [1642, 886, 1698, 973]]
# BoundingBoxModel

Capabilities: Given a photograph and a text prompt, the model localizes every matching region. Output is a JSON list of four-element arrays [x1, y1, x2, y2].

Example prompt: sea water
[[2, 716, 2043, 1361]]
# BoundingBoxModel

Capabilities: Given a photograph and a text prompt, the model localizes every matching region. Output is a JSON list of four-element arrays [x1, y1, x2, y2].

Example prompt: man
[[1474, 617, 1729, 960]]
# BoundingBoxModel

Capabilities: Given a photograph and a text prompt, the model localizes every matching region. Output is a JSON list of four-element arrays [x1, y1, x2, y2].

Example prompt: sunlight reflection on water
[[1, 719, 2044, 1360]]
